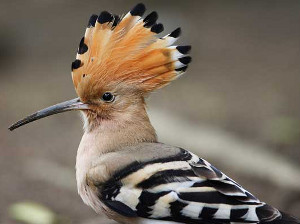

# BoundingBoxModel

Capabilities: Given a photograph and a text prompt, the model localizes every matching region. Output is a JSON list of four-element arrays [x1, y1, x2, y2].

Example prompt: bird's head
[[9, 3, 191, 131]]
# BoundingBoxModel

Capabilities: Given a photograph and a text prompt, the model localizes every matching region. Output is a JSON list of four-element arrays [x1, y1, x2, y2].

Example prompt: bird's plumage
[[10, 3, 300, 224], [87, 143, 280, 224]]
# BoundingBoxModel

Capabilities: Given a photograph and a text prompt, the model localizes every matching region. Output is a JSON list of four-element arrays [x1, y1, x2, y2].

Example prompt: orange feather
[[71, 3, 191, 101]]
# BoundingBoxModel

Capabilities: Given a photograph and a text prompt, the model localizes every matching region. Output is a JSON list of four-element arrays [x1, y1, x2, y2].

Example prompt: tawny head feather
[[71, 3, 191, 103]]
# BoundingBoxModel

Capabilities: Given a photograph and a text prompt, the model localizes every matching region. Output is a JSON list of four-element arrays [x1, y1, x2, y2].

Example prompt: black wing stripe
[[191, 166, 219, 179], [230, 207, 249, 220], [101, 180, 121, 200], [192, 179, 249, 198], [179, 191, 253, 205], [136, 191, 171, 217], [169, 200, 188, 218], [191, 162, 223, 179], [103, 200, 137, 217], [137, 169, 195, 189], [199, 207, 218, 219], [237, 191, 260, 203]]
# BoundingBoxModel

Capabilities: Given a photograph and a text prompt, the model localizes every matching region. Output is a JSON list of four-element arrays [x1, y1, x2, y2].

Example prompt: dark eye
[[101, 92, 115, 102]]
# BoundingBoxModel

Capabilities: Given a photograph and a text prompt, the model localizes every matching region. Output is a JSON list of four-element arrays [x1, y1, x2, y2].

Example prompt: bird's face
[[80, 83, 145, 122], [9, 83, 144, 131]]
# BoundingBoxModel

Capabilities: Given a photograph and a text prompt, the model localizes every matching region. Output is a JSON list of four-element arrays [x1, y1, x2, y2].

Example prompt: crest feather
[[71, 3, 191, 100]]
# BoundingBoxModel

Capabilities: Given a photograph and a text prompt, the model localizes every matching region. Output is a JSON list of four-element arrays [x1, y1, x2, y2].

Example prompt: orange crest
[[71, 3, 191, 101]]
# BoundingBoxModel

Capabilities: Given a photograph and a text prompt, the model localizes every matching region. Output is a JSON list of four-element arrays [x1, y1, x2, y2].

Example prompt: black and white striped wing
[[101, 149, 280, 223]]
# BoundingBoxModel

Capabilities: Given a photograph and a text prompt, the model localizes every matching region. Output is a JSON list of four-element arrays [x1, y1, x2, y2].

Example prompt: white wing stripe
[[213, 204, 232, 219], [148, 181, 197, 193], [114, 187, 142, 211], [150, 191, 178, 218], [177, 186, 217, 193], [122, 161, 192, 185], [242, 206, 259, 222], [181, 201, 204, 219]]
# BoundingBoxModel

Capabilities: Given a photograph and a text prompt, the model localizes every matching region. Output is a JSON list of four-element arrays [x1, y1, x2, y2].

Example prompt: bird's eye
[[101, 92, 115, 102]]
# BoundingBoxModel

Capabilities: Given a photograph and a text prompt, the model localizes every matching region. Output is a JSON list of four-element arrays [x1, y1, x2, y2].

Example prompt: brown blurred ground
[[1, 0, 300, 223]]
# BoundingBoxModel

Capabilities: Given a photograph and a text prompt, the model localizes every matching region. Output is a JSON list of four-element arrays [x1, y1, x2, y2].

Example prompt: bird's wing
[[100, 148, 281, 223]]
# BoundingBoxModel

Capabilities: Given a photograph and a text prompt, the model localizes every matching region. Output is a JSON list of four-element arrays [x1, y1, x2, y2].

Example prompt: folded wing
[[100, 148, 281, 223]]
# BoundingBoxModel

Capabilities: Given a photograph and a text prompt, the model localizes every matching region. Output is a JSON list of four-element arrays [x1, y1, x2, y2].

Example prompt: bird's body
[[75, 127, 285, 224], [9, 3, 300, 224]]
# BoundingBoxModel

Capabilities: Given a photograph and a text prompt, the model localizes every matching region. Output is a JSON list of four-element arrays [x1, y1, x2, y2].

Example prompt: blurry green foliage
[[8, 201, 70, 224], [264, 116, 300, 145]]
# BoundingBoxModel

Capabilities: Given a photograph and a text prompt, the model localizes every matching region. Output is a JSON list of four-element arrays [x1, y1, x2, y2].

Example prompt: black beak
[[9, 97, 89, 131]]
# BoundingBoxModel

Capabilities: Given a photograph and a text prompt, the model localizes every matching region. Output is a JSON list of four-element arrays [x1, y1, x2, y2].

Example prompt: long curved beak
[[9, 97, 89, 131]]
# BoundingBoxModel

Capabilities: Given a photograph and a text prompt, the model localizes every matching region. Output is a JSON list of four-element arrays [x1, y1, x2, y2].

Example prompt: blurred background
[[1, 0, 300, 223]]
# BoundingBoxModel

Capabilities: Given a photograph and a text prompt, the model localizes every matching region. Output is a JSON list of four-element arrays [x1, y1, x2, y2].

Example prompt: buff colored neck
[[79, 104, 157, 154]]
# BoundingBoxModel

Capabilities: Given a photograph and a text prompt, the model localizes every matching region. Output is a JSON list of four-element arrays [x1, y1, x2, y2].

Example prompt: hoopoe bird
[[9, 3, 300, 224]]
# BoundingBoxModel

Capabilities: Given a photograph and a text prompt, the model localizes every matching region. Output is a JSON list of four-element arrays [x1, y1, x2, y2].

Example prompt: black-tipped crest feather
[[179, 56, 192, 64], [130, 3, 146, 16], [112, 14, 120, 28], [175, 65, 188, 72], [177, 45, 191, 54], [97, 11, 113, 24], [88, 14, 98, 27], [151, 23, 164, 34], [78, 37, 88, 54], [143, 11, 158, 28], [169, 27, 181, 38], [71, 59, 81, 71]]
